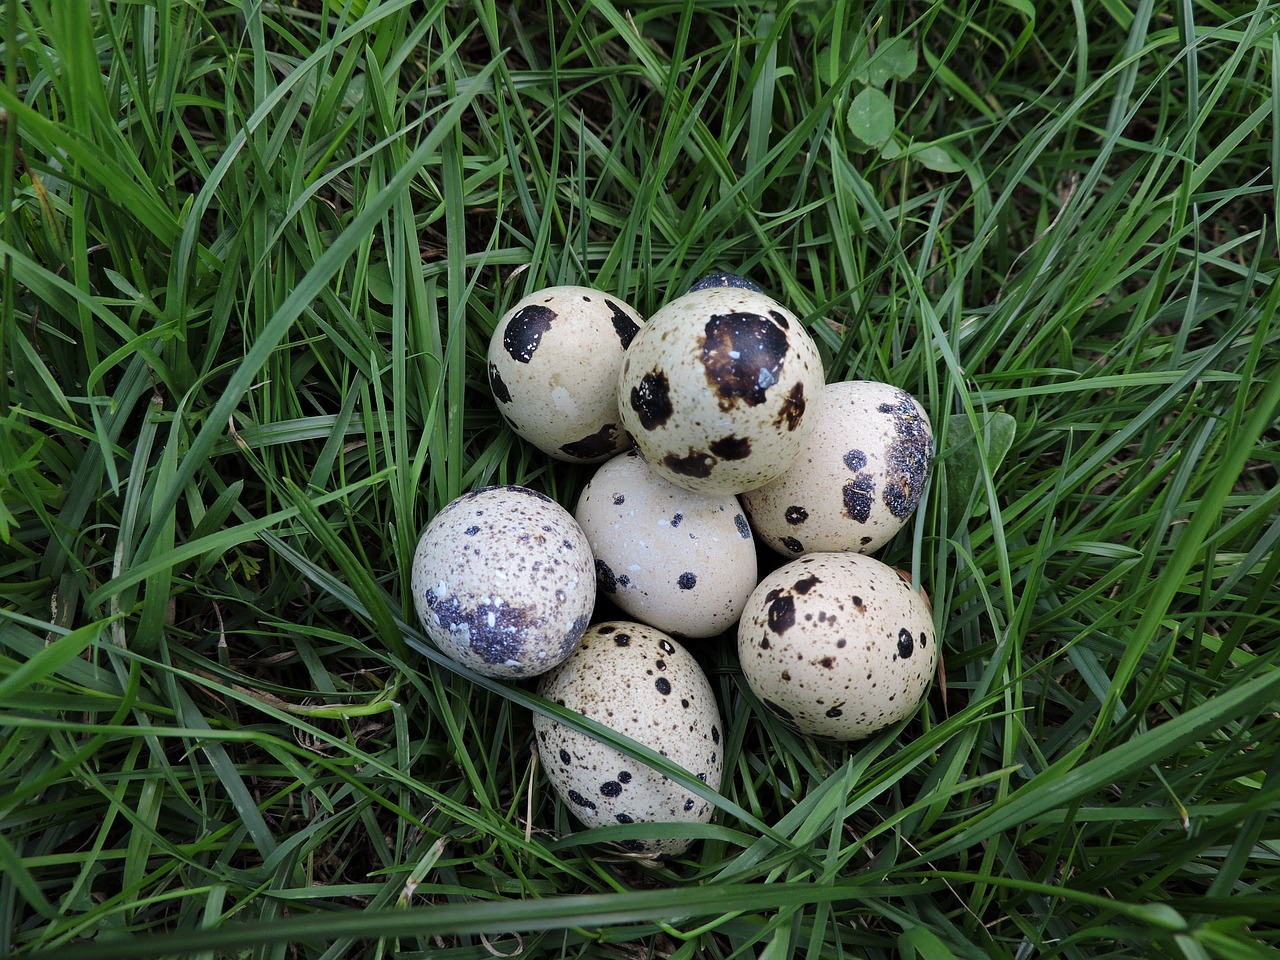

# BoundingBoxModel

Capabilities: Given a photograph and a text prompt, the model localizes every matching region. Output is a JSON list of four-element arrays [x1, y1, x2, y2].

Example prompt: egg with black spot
[[411, 485, 595, 679], [488, 286, 645, 462], [688, 271, 764, 293], [617, 286, 825, 494], [575, 449, 757, 638], [534, 621, 724, 857], [736, 552, 936, 740], [742, 381, 933, 556]]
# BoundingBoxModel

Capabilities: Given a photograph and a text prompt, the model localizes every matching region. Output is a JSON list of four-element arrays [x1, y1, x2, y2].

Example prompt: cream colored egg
[[742, 380, 933, 556], [411, 485, 595, 679], [487, 286, 645, 462], [574, 449, 757, 638], [534, 622, 724, 857], [737, 553, 936, 740], [616, 287, 825, 494]]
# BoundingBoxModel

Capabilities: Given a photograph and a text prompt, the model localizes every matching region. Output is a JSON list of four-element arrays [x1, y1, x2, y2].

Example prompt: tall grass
[[2, 1, 1279, 957]]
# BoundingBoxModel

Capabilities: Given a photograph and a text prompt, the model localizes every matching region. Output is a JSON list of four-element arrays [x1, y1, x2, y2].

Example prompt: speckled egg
[[688, 272, 764, 293], [616, 286, 825, 494], [736, 552, 936, 740], [487, 286, 645, 462], [742, 380, 933, 557], [534, 621, 724, 857], [411, 485, 595, 679], [574, 448, 758, 638]]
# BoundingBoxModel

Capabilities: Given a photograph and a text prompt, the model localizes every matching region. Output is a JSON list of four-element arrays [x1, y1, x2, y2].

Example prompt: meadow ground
[[3, 1, 1280, 957]]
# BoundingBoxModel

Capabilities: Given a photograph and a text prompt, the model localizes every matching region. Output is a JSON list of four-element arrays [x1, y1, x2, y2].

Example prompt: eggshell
[[411, 485, 595, 679], [736, 552, 936, 740], [616, 286, 825, 494], [534, 621, 723, 857], [487, 286, 645, 462], [741, 380, 933, 556], [574, 449, 758, 638]]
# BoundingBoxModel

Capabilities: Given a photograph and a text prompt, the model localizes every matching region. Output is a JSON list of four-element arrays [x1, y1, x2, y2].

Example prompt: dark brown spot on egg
[[677, 572, 697, 590], [793, 574, 820, 595], [878, 394, 933, 519], [785, 505, 808, 525], [819, 656, 834, 669], [701, 312, 789, 410], [607, 300, 640, 348], [781, 536, 803, 553], [630, 370, 674, 429], [559, 749, 571, 764], [488, 362, 512, 403], [897, 628, 914, 659], [600, 780, 623, 797], [568, 790, 597, 809], [826, 705, 844, 718], [767, 593, 796, 634], [774, 382, 806, 431], [768, 309, 790, 330], [843, 475, 875, 523], [844, 449, 867, 472], [709, 434, 752, 460], [735, 514, 752, 538], [560, 422, 620, 460], [503, 305, 555, 363], [615, 812, 634, 823], [663, 450, 715, 478], [614, 632, 631, 646], [618, 771, 632, 783], [595, 558, 618, 594], [670, 513, 683, 527], [655, 677, 672, 695]]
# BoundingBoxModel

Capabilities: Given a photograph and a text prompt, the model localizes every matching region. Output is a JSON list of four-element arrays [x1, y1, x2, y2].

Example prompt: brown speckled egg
[[742, 380, 933, 557], [487, 286, 645, 462], [574, 449, 757, 638], [411, 485, 595, 679], [736, 553, 936, 740], [534, 621, 723, 857], [616, 286, 825, 494]]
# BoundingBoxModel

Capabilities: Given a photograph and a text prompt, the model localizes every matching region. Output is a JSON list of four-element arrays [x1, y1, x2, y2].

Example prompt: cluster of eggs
[[410, 275, 936, 856]]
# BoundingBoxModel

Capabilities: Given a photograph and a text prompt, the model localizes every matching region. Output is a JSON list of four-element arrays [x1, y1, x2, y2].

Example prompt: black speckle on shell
[[766, 590, 796, 634], [559, 749, 571, 764], [567, 789, 597, 810], [615, 812, 634, 823], [844, 449, 867, 472], [709, 434, 752, 460], [502, 304, 555, 363], [595, 558, 618, 594], [670, 513, 683, 528], [690, 272, 764, 293], [877, 393, 933, 519], [784, 505, 808, 525], [773, 382, 806, 431], [630, 370, 674, 429], [662, 450, 715, 478], [898, 628, 914, 659], [612, 493, 626, 505], [600, 780, 623, 798], [560, 423, 620, 460], [677, 572, 697, 590], [793, 574, 820, 595], [488, 362, 512, 403], [701, 312, 789, 410], [425, 592, 570, 666], [655, 677, 672, 695], [781, 536, 804, 553], [735, 514, 752, 539], [842, 474, 876, 523], [607, 300, 640, 348]]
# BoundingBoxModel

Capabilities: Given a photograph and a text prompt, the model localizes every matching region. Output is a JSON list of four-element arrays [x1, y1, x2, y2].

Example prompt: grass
[[2, 0, 1279, 956]]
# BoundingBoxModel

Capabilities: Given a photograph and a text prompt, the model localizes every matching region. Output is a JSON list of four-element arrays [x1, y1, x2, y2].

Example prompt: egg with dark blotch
[[616, 286, 825, 494], [487, 286, 645, 463], [534, 621, 724, 857], [741, 380, 933, 556], [736, 552, 936, 740], [688, 272, 764, 293], [575, 448, 757, 638], [411, 485, 595, 679]]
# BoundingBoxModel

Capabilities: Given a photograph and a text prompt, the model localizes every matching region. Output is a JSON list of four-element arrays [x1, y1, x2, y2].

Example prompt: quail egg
[[742, 380, 933, 556], [574, 448, 757, 638], [534, 621, 724, 857], [688, 272, 764, 293], [487, 286, 645, 462], [411, 485, 595, 679], [736, 552, 936, 740], [616, 286, 825, 494]]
